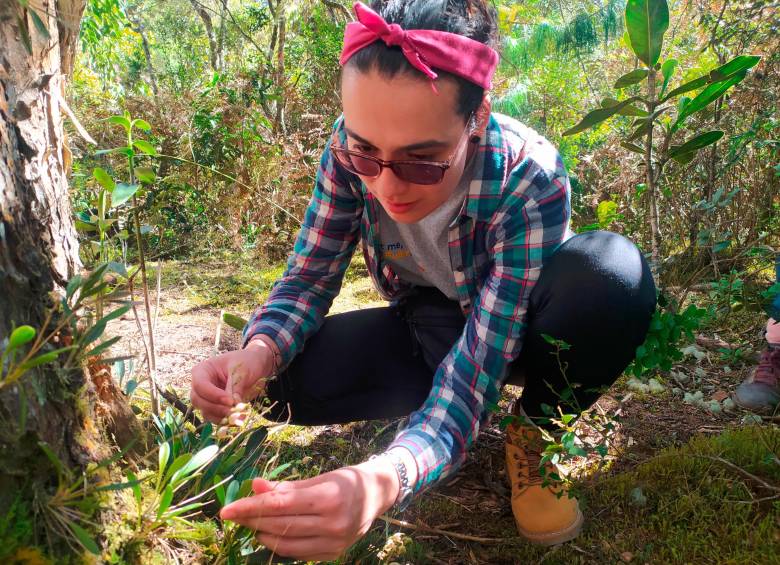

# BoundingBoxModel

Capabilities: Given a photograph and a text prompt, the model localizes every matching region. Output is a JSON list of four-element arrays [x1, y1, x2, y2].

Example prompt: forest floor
[[107, 251, 780, 565]]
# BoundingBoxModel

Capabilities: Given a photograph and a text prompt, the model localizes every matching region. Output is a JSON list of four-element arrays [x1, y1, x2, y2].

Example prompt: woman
[[190, 1, 656, 560]]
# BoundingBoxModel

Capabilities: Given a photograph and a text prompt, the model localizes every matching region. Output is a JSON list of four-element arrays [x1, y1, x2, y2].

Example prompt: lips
[[386, 200, 417, 214]]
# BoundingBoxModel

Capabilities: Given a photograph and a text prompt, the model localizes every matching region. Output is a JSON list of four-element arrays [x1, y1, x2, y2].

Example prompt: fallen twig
[[378, 515, 515, 544], [691, 454, 780, 492]]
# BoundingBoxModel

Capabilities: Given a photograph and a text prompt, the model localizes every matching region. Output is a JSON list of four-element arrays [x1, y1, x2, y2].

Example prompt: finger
[[192, 363, 232, 406], [240, 513, 327, 536], [255, 533, 345, 561], [220, 486, 325, 520]]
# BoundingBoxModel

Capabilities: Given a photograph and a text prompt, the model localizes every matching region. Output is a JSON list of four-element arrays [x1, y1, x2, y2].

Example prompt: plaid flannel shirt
[[243, 112, 571, 493]]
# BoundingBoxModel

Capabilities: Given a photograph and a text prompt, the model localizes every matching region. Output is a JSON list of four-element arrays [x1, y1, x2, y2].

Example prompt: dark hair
[[344, 0, 498, 120]]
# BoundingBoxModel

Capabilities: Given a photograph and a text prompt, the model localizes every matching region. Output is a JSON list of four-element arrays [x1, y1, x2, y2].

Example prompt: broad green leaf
[[171, 445, 219, 485], [659, 58, 678, 97], [709, 55, 761, 82], [112, 183, 140, 207], [222, 312, 248, 331], [158, 442, 171, 488], [106, 261, 128, 277], [93, 167, 115, 191], [674, 71, 747, 130], [614, 68, 648, 89], [134, 167, 156, 184], [163, 453, 192, 486], [663, 55, 760, 101], [132, 119, 152, 132], [96, 303, 131, 326], [164, 502, 205, 519], [597, 200, 619, 227], [66, 275, 83, 300], [563, 97, 641, 136], [75, 220, 97, 232], [668, 131, 724, 160], [80, 319, 106, 347], [108, 115, 131, 132], [133, 140, 157, 156], [627, 120, 651, 142], [625, 0, 669, 67], [214, 475, 226, 506], [157, 484, 174, 519], [125, 379, 137, 396], [9, 325, 36, 349], [224, 480, 240, 506], [621, 141, 645, 154], [266, 461, 294, 480], [67, 521, 100, 555]]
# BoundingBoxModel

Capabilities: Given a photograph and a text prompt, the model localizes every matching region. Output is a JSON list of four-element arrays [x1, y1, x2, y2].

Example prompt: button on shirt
[[243, 112, 572, 494]]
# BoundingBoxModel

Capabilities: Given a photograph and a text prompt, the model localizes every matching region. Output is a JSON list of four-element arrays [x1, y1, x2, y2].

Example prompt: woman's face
[[340, 66, 474, 223]]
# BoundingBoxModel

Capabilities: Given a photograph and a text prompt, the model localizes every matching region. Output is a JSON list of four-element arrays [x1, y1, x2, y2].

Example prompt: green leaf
[[663, 55, 760, 102], [223, 312, 248, 331], [83, 336, 121, 359], [157, 484, 174, 519], [668, 131, 724, 160], [66, 275, 83, 301], [125, 379, 137, 396], [16, 14, 32, 54], [164, 502, 205, 519], [28, 9, 50, 40], [108, 115, 131, 132], [224, 480, 240, 506], [127, 471, 142, 506], [158, 442, 171, 488], [709, 55, 761, 82], [9, 326, 36, 349], [563, 97, 641, 136], [266, 461, 293, 480], [19, 347, 74, 371], [75, 220, 97, 232], [625, 0, 669, 67], [621, 141, 645, 154], [614, 68, 648, 89], [38, 441, 67, 479], [92, 167, 116, 192], [171, 445, 219, 486], [597, 200, 619, 228], [133, 140, 158, 156], [674, 71, 747, 130], [659, 58, 678, 97], [163, 453, 192, 485], [132, 119, 152, 132], [67, 521, 100, 555], [134, 167, 156, 184], [627, 121, 652, 142], [111, 183, 141, 208]]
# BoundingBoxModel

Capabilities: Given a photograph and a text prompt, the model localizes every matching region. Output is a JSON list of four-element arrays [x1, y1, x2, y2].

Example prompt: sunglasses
[[330, 118, 474, 186]]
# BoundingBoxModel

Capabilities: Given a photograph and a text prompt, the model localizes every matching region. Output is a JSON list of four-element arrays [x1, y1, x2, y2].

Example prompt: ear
[[472, 94, 492, 140]]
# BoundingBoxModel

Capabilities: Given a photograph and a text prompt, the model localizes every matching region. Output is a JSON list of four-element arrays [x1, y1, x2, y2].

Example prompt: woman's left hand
[[220, 459, 400, 561]]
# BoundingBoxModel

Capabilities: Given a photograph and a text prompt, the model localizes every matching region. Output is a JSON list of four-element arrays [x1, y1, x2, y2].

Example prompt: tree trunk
[[0, 0, 139, 531], [189, 0, 220, 72]]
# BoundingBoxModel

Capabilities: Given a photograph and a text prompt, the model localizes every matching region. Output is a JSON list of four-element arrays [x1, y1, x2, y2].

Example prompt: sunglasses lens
[[333, 148, 381, 177], [393, 163, 444, 185]]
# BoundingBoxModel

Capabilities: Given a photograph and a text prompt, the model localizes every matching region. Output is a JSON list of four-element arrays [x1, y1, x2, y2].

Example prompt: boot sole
[[515, 507, 584, 546]]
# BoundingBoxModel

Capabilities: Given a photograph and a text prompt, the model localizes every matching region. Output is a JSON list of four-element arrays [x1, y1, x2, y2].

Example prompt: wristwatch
[[370, 452, 413, 511]]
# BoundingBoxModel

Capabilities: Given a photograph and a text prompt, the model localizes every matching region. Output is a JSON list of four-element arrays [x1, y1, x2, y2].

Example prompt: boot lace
[[754, 347, 780, 386]]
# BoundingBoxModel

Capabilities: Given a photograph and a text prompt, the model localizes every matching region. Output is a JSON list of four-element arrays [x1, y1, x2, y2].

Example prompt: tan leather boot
[[505, 415, 583, 545]]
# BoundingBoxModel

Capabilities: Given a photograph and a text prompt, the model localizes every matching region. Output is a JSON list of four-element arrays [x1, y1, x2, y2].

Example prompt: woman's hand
[[189, 339, 275, 422], [220, 458, 401, 561]]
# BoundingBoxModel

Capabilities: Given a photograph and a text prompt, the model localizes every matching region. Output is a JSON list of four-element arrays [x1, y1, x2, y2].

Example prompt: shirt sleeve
[[241, 121, 362, 369], [386, 144, 571, 492]]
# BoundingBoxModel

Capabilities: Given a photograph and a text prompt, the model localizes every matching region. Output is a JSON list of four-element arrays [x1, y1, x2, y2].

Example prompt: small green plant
[[627, 296, 709, 378]]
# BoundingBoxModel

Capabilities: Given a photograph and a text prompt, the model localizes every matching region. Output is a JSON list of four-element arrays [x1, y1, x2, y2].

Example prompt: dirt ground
[[104, 260, 776, 564]]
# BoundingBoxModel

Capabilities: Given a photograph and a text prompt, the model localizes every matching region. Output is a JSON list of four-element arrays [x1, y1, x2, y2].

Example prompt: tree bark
[[0, 0, 140, 527], [189, 0, 220, 72]]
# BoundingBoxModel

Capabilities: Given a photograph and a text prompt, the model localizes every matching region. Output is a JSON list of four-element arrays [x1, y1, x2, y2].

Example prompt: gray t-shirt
[[378, 170, 471, 300]]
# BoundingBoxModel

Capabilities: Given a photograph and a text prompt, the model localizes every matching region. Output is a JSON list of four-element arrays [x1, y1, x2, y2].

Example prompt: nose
[[372, 166, 410, 200]]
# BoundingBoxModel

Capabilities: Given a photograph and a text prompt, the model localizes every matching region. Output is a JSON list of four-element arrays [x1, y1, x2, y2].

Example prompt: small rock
[[722, 397, 736, 411], [621, 551, 634, 563], [712, 390, 729, 402], [706, 400, 722, 414]]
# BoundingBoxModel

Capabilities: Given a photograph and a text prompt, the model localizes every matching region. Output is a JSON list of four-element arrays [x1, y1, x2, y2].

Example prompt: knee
[[535, 231, 657, 318]]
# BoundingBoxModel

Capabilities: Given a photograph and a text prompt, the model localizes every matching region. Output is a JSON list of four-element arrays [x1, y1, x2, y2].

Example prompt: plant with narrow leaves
[[563, 0, 760, 272]]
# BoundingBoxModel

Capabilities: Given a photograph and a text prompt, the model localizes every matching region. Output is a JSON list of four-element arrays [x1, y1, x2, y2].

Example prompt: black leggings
[[264, 231, 657, 425]]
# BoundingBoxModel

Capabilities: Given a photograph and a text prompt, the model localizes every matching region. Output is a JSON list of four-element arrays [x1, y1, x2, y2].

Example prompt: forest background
[[1, 0, 778, 563]]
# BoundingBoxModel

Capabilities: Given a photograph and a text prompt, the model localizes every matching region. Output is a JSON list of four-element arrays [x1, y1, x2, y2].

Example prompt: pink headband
[[339, 2, 499, 91]]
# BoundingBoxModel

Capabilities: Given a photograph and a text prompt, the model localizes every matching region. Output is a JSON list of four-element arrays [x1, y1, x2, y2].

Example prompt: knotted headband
[[339, 2, 499, 90]]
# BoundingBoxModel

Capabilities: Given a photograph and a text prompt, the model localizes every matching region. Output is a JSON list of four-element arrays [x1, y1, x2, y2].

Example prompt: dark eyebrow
[[344, 127, 450, 151]]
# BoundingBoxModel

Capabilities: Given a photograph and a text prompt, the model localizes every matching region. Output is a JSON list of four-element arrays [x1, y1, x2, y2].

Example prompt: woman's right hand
[[190, 340, 275, 423]]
